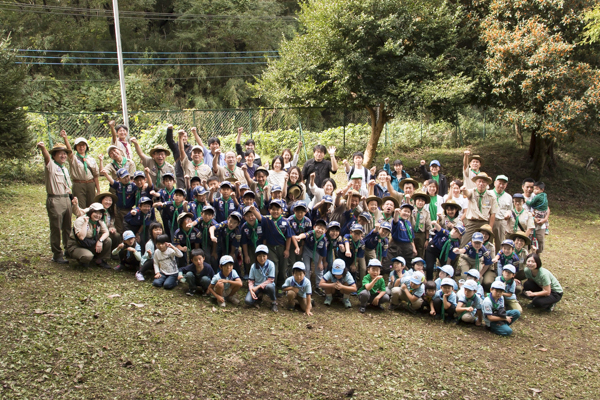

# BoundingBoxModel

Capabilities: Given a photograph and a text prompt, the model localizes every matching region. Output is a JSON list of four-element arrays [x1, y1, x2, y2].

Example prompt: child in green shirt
[[358, 259, 389, 313]]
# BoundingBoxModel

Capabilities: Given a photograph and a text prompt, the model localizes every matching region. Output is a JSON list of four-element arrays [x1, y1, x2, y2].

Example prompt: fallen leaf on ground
[[107, 294, 121, 299], [34, 309, 46, 314], [129, 303, 145, 308]]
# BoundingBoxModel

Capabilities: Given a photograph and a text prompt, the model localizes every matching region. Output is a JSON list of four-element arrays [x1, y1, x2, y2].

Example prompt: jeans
[[245, 283, 277, 305], [153, 272, 178, 290], [489, 309, 521, 336], [185, 272, 211, 293]]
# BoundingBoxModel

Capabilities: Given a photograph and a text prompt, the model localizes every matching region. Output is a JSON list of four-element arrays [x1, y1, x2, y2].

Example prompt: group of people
[[38, 122, 563, 335]]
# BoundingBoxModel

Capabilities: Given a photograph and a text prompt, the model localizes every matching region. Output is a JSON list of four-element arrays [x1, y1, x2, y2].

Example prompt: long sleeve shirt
[[153, 247, 184, 275]]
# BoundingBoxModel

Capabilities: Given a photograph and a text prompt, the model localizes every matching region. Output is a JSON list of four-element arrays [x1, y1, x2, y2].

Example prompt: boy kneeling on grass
[[113, 230, 141, 272], [282, 262, 314, 315], [432, 278, 457, 323], [319, 259, 357, 309], [178, 248, 215, 296], [482, 281, 521, 336], [207, 255, 243, 307], [245, 245, 278, 312], [358, 259, 390, 313], [455, 280, 482, 326]]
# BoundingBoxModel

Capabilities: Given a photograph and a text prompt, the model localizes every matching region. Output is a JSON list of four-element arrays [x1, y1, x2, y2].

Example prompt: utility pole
[[112, 0, 129, 128]]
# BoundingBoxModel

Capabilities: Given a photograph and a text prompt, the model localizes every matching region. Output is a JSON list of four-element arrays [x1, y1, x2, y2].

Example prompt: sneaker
[[52, 255, 69, 264], [343, 298, 352, 309], [219, 301, 226, 307], [314, 287, 325, 297], [271, 303, 278, 312], [186, 290, 196, 297], [324, 296, 333, 306], [546, 304, 556, 312], [97, 260, 112, 269], [350, 291, 358, 296], [359, 306, 366, 313], [135, 271, 145, 282], [226, 296, 240, 306], [545, 228, 549, 235], [114, 264, 124, 272]]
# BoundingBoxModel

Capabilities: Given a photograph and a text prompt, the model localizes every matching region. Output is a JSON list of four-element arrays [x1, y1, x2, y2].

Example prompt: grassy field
[[1, 136, 600, 399]]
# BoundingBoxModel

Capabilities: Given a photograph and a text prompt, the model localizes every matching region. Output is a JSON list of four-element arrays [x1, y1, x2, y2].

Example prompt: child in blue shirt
[[102, 167, 138, 234], [209, 212, 242, 273], [188, 186, 209, 219], [363, 222, 391, 272], [387, 256, 406, 297], [319, 259, 357, 308], [341, 223, 366, 284], [425, 221, 464, 281], [240, 205, 264, 279], [211, 181, 238, 223], [482, 281, 521, 336], [178, 248, 215, 296], [245, 245, 278, 312], [123, 196, 156, 252], [455, 280, 482, 325], [250, 201, 293, 295], [112, 230, 141, 272], [208, 255, 243, 307], [432, 277, 457, 322], [453, 232, 493, 288], [282, 262, 313, 315], [132, 169, 154, 207], [391, 204, 418, 268], [462, 269, 485, 298], [495, 265, 522, 312], [491, 239, 521, 277], [435, 265, 458, 291], [293, 219, 328, 296], [383, 158, 410, 193], [187, 204, 218, 271], [324, 221, 342, 272], [287, 201, 312, 274], [173, 212, 201, 268], [154, 187, 188, 241], [391, 271, 425, 314]]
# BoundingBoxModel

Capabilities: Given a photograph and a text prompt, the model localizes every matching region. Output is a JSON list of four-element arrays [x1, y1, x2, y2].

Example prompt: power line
[[28, 74, 262, 83], [15, 54, 278, 61], [14, 49, 279, 54], [0, 2, 298, 21], [16, 61, 269, 66]]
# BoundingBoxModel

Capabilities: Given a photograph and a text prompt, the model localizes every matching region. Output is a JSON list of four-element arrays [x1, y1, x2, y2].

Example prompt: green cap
[[495, 175, 509, 182]]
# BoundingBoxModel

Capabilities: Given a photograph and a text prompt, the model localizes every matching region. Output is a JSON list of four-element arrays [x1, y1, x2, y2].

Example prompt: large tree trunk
[[529, 133, 555, 180], [515, 122, 523, 145], [364, 104, 388, 167]]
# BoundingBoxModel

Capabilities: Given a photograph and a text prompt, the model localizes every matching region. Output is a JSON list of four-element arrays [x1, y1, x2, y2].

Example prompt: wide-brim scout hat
[[73, 137, 89, 152], [254, 166, 269, 176], [94, 192, 118, 204], [348, 189, 361, 198], [509, 231, 531, 246], [412, 190, 430, 204], [149, 145, 171, 157], [177, 212, 194, 225], [441, 198, 462, 211], [87, 202, 105, 215], [399, 178, 419, 189], [382, 196, 399, 209], [469, 155, 484, 165], [49, 143, 72, 156], [478, 224, 494, 239], [365, 195, 382, 207], [225, 177, 239, 184], [471, 172, 493, 185], [288, 185, 302, 199]]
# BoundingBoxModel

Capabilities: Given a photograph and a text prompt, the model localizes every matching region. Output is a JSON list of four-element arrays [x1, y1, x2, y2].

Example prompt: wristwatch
[[99, 239, 104, 243]]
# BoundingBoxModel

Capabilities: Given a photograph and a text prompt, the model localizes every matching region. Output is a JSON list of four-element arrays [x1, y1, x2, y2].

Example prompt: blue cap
[[463, 280, 478, 291], [412, 257, 425, 266], [501, 239, 515, 248], [161, 172, 175, 180], [441, 277, 455, 287], [243, 206, 254, 215], [271, 185, 282, 193], [255, 244, 269, 255], [133, 171, 145, 179], [220, 181, 234, 189], [174, 188, 186, 197], [242, 190, 256, 198], [123, 230, 135, 240], [117, 168, 129, 178], [292, 261, 306, 271], [410, 271, 424, 285], [368, 259, 382, 268], [503, 265, 516, 274], [358, 212, 372, 221], [202, 204, 215, 213], [229, 211, 242, 221], [293, 201, 308, 211], [220, 255, 234, 266], [269, 199, 285, 208], [430, 160, 441, 167], [239, 184, 250, 190], [327, 221, 341, 230], [455, 225, 466, 236], [472, 232, 484, 243], [437, 264, 454, 277], [192, 186, 208, 197], [400, 203, 414, 211], [465, 269, 480, 279], [380, 221, 392, 231], [350, 223, 364, 233], [392, 256, 406, 265], [314, 219, 328, 227], [190, 176, 201, 183], [139, 196, 153, 205], [331, 259, 345, 275], [322, 195, 334, 204], [513, 193, 525, 200], [491, 281, 506, 290]]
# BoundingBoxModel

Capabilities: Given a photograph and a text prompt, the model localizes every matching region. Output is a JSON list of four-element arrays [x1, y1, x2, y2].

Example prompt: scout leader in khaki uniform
[[178, 129, 212, 182], [491, 174, 513, 253], [460, 172, 499, 247], [212, 148, 248, 185], [37, 141, 73, 264], [131, 139, 175, 190], [59, 130, 100, 208], [462, 150, 484, 190], [67, 202, 112, 268], [98, 145, 136, 190], [385, 176, 419, 206]]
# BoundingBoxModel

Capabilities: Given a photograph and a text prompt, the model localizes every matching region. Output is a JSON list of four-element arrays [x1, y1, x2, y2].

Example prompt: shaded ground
[[1, 135, 600, 399]]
